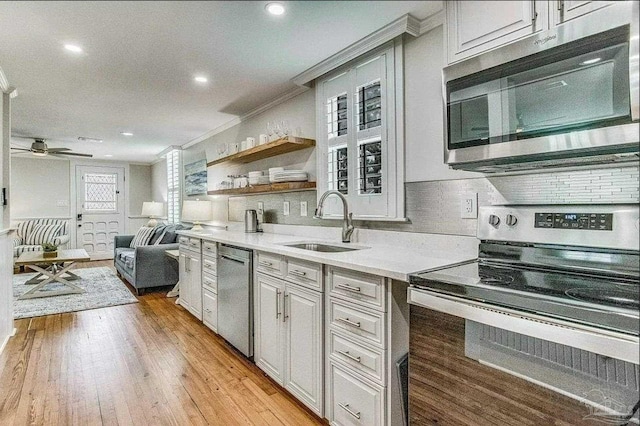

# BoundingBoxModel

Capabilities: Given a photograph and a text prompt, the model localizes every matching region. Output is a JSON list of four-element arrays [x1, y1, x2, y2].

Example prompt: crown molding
[[291, 13, 421, 87], [180, 85, 309, 150], [418, 9, 444, 35]]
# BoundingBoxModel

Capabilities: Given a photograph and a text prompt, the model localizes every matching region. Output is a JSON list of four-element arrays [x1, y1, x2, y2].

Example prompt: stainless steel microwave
[[443, 2, 639, 173]]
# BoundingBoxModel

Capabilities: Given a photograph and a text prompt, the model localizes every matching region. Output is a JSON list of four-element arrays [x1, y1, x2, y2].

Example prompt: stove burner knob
[[488, 214, 501, 227], [505, 214, 518, 227]]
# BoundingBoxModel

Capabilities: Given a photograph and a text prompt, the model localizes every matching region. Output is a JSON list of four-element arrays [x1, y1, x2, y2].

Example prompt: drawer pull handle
[[338, 403, 361, 420], [289, 269, 307, 277], [259, 261, 273, 267], [337, 350, 361, 363], [336, 317, 361, 328], [336, 283, 361, 293], [205, 309, 212, 314]]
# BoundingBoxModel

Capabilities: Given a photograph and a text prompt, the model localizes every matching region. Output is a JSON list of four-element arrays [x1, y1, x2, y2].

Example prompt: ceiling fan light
[[32, 151, 47, 157]]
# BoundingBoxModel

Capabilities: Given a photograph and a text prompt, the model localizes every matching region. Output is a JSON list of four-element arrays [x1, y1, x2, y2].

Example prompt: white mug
[[259, 134, 268, 145]]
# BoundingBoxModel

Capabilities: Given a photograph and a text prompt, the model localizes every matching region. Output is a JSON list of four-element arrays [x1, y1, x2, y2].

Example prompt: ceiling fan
[[11, 138, 93, 158]]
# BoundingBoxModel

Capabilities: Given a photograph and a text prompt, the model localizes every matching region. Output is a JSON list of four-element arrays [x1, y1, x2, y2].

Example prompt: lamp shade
[[182, 200, 213, 222], [141, 201, 164, 218]]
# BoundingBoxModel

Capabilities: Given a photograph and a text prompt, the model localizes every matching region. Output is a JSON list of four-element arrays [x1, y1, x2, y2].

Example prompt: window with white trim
[[166, 149, 181, 224], [316, 41, 404, 220]]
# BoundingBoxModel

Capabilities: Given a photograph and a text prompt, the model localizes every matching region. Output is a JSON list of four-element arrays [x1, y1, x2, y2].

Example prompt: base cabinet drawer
[[257, 252, 285, 278], [329, 267, 385, 310], [202, 241, 217, 258], [203, 289, 217, 332], [329, 330, 385, 385], [330, 362, 383, 426], [330, 299, 385, 348], [285, 258, 322, 291], [202, 257, 217, 276], [203, 273, 217, 293]]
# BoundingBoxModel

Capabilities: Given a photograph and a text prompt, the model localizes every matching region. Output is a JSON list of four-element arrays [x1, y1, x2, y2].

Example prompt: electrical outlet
[[460, 192, 478, 219], [283, 201, 290, 216], [257, 201, 264, 211], [300, 201, 308, 217]]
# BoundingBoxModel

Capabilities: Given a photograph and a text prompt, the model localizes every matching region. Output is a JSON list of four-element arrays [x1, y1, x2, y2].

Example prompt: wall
[[10, 157, 71, 219], [10, 158, 153, 239], [151, 160, 167, 205], [175, 21, 640, 237], [1, 90, 14, 353]]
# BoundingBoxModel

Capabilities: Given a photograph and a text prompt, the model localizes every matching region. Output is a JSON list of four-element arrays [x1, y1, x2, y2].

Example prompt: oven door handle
[[407, 287, 639, 365]]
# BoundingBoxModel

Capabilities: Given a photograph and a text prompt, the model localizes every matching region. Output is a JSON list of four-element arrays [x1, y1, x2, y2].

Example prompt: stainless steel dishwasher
[[217, 244, 253, 358]]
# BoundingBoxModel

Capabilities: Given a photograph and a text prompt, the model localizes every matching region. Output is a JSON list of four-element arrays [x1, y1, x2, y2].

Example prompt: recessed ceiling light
[[580, 57, 601, 65], [120, 132, 134, 136], [104, 154, 113, 157], [64, 44, 83, 53], [265, 2, 285, 15], [194, 76, 208, 83]]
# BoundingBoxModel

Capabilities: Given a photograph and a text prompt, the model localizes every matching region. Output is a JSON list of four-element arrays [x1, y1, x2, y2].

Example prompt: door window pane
[[84, 173, 117, 211]]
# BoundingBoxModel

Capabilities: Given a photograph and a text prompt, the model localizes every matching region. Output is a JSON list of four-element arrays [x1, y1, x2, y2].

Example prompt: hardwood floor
[[2, 261, 324, 425]]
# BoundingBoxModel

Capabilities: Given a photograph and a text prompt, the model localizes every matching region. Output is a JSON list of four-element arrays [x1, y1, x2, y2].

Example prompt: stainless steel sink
[[283, 242, 362, 253]]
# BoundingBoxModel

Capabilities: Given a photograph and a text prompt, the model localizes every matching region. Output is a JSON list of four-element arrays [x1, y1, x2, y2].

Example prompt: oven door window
[[447, 27, 631, 149]]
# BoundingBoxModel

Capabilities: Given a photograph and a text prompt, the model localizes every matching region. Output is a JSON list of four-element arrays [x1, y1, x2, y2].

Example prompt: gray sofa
[[114, 225, 187, 294]]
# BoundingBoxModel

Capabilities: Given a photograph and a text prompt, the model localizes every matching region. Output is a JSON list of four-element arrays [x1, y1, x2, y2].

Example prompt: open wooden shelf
[[207, 181, 316, 196], [207, 136, 315, 167]]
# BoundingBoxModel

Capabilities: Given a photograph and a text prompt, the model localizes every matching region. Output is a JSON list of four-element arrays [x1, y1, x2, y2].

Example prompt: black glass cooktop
[[410, 261, 640, 335]]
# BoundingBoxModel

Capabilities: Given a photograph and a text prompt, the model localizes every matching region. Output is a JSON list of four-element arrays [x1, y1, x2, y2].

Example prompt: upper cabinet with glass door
[[317, 42, 404, 220], [445, 1, 618, 65]]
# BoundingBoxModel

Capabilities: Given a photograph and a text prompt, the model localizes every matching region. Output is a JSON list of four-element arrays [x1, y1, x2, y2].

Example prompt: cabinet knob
[[488, 214, 501, 227]]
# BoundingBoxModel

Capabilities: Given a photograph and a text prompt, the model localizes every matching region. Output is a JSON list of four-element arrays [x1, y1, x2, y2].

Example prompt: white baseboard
[[0, 328, 16, 354]]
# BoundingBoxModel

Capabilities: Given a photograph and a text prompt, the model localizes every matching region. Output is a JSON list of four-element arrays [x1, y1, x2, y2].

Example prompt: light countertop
[[177, 229, 475, 282]]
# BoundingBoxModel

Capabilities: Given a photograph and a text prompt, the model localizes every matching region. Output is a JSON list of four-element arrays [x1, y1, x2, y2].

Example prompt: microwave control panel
[[534, 213, 613, 230]]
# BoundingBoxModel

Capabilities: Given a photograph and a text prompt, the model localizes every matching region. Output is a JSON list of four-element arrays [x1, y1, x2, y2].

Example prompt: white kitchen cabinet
[[285, 284, 323, 413], [255, 265, 324, 416], [445, 0, 547, 64], [552, 0, 615, 25], [202, 288, 217, 332], [316, 42, 404, 220], [179, 249, 202, 320], [255, 273, 286, 384]]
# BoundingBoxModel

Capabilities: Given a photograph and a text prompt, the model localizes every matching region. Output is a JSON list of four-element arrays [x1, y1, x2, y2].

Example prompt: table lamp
[[141, 201, 164, 227], [182, 200, 212, 231]]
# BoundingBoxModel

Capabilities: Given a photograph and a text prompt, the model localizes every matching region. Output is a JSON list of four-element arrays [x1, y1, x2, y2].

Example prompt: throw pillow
[[24, 224, 63, 245], [149, 225, 167, 245], [130, 226, 156, 248]]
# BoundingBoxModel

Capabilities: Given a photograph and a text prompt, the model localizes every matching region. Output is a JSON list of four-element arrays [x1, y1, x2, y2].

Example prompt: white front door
[[75, 165, 125, 260]]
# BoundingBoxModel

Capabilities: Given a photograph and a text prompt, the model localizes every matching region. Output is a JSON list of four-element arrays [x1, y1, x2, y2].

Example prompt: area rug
[[13, 267, 138, 319]]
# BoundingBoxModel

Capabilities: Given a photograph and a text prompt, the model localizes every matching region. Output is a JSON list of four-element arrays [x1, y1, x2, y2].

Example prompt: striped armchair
[[13, 218, 71, 260]]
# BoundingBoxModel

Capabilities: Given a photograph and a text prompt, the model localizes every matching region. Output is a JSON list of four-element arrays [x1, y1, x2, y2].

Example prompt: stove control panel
[[534, 212, 613, 230]]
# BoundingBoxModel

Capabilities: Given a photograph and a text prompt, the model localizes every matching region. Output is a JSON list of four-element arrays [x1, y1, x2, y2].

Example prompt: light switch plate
[[460, 192, 477, 219], [257, 201, 264, 211], [283, 201, 290, 216], [300, 201, 308, 217]]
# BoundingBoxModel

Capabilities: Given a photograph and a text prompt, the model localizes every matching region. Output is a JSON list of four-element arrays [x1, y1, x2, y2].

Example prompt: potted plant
[[41, 242, 58, 258]]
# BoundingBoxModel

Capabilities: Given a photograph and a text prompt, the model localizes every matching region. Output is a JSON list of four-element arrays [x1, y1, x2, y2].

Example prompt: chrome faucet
[[314, 190, 354, 243]]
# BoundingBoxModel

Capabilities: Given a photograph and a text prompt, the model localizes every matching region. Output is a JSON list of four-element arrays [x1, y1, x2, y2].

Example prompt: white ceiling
[[0, 1, 442, 163]]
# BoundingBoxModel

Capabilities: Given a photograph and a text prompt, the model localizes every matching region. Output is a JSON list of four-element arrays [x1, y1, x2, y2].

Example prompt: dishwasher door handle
[[220, 254, 246, 264]]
